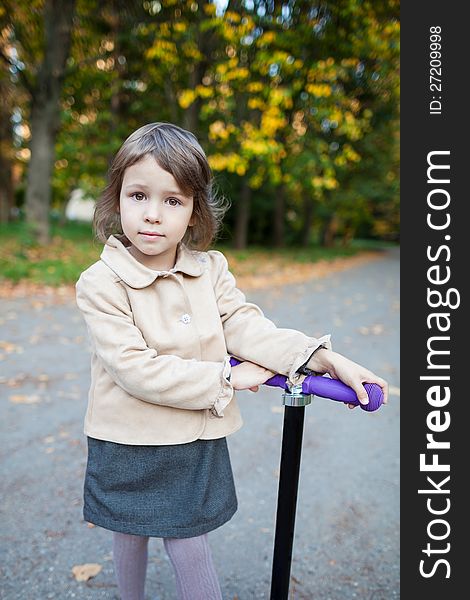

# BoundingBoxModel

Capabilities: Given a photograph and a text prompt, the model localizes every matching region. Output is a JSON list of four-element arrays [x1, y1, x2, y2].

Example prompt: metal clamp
[[282, 383, 313, 407]]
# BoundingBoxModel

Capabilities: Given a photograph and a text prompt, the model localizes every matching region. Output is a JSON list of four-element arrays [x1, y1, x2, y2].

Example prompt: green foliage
[[4, 0, 399, 247]]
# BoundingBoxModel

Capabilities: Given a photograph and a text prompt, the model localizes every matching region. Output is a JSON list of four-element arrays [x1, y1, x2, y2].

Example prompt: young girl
[[75, 122, 388, 600]]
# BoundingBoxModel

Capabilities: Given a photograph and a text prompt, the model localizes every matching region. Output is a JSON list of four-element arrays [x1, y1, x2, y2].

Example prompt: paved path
[[0, 248, 399, 599]]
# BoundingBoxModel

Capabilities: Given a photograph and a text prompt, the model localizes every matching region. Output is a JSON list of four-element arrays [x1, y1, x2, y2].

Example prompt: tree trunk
[[300, 193, 314, 247], [108, 7, 127, 159], [164, 79, 179, 123], [272, 185, 285, 248], [322, 214, 340, 247], [0, 76, 15, 223], [234, 180, 251, 249], [183, 63, 202, 136], [24, 0, 76, 245]]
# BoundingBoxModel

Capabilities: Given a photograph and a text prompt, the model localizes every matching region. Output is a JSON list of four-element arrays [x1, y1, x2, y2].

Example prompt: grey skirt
[[84, 436, 238, 538]]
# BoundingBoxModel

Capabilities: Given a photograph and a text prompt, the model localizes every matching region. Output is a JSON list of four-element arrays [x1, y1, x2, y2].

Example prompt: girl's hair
[[93, 122, 230, 250]]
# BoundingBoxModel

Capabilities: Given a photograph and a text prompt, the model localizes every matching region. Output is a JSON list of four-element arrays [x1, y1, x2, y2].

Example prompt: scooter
[[229, 357, 384, 599]]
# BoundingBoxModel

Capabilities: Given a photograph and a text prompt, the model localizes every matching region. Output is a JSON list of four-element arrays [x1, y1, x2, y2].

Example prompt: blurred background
[[0, 0, 399, 286], [0, 3, 400, 597]]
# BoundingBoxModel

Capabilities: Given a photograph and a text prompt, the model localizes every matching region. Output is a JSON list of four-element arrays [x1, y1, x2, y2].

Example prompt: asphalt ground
[[0, 247, 399, 599]]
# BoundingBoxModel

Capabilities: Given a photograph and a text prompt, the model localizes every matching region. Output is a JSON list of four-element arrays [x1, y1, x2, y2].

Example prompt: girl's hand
[[230, 361, 276, 393], [308, 349, 389, 409]]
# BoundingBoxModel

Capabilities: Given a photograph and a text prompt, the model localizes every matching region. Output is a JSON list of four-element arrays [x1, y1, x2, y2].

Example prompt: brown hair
[[93, 122, 230, 250]]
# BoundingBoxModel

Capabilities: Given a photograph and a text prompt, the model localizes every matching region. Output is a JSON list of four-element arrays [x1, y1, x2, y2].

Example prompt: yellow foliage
[[196, 85, 213, 99], [311, 176, 338, 190], [269, 88, 292, 109], [248, 97, 265, 110], [146, 40, 178, 62], [208, 121, 235, 142], [261, 107, 287, 136], [343, 144, 361, 163], [341, 58, 359, 68], [226, 67, 250, 81], [208, 153, 247, 175], [329, 109, 343, 124], [268, 164, 282, 185], [324, 177, 338, 189], [259, 31, 276, 45], [203, 3, 216, 15], [173, 22, 187, 33], [225, 11, 241, 22], [306, 84, 332, 98], [218, 83, 232, 97], [249, 169, 265, 189], [312, 177, 323, 188], [182, 42, 203, 60], [178, 89, 197, 109], [242, 138, 271, 156], [247, 82, 263, 93]]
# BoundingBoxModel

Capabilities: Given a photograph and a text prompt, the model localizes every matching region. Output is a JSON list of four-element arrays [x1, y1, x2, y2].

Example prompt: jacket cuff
[[286, 334, 332, 386], [210, 356, 234, 417]]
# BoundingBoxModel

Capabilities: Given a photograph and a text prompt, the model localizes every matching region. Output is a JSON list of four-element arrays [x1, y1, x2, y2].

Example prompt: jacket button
[[181, 313, 191, 324]]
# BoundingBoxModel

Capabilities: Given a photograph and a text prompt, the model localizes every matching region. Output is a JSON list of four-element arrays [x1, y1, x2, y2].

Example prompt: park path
[[0, 248, 399, 600]]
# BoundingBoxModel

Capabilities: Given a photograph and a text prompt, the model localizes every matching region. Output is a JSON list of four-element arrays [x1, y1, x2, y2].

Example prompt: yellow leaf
[[72, 563, 102, 582]]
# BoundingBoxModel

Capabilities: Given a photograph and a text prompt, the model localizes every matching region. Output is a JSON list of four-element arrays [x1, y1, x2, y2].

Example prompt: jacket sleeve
[[75, 268, 233, 416], [209, 250, 332, 386]]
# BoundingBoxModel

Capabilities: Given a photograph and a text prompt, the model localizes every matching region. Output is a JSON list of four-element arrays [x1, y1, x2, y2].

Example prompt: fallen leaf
[[0, 340, 22, 354], [9, 394, 41, 404], [72, 563, 102, 582]]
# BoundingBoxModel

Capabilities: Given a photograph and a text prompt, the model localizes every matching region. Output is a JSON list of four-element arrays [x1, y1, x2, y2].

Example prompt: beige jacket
[[75, 234, 331, 445]]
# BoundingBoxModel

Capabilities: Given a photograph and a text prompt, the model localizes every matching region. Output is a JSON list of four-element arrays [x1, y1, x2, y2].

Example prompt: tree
[[1, 0, 77, 244]]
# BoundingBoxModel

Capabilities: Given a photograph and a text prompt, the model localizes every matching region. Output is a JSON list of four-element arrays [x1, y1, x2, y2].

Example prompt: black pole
[[270, 404, 306, 600]]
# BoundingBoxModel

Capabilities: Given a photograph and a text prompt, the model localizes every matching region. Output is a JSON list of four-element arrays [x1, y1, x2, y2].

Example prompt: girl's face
[[119, 154, 195, 271]]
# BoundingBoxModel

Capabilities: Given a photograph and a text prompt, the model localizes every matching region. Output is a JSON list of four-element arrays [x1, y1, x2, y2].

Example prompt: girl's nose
[[144, 201, 161, 222]]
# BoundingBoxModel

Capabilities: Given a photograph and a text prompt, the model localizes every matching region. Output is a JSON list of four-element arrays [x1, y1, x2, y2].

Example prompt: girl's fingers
[[352, 382, 370, 405], [362, 375, 389, 405]]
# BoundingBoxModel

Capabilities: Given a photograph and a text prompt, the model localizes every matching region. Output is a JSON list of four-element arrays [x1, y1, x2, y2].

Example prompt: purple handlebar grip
[[229, 357, 383, 412]]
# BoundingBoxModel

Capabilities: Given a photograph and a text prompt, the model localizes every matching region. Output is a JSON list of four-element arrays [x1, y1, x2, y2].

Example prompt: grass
[[0, 220, 395, 287]]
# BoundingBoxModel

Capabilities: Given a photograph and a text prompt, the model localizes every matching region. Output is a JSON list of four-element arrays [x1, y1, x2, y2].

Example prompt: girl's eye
[[167, 197, 181, 206], [131, 192, 146, 201]]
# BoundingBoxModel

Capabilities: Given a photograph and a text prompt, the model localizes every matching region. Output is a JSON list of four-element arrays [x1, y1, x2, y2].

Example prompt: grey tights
[[112, 531, 222, 600]]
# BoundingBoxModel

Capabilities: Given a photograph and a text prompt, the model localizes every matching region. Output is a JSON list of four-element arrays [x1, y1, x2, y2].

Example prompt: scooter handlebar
[[229, 357, 383, 412]]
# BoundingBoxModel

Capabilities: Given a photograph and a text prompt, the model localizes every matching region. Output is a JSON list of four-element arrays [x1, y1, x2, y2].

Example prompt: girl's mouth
[[139, 232, 164, 238]]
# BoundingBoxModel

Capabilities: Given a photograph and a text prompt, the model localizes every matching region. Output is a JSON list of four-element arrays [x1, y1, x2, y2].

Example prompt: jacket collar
[[100, 235, 204, 288]]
